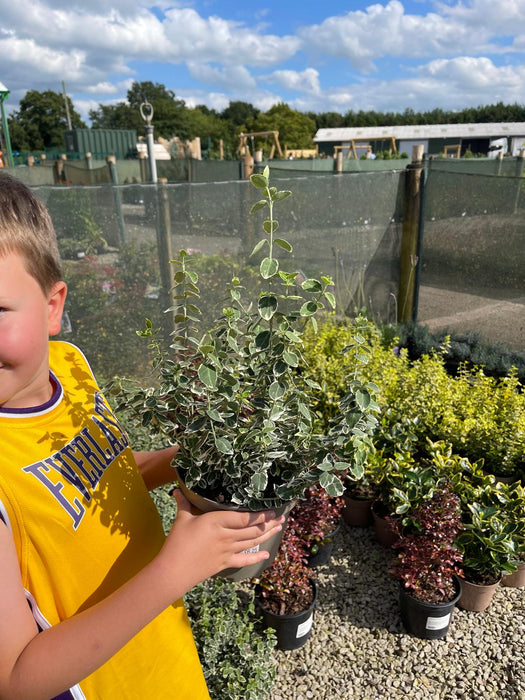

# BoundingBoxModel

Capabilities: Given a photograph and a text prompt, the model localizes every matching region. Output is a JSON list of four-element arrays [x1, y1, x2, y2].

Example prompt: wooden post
[[106, 155, 126, 243], [398, 145, 425, 323], [26, 155, 35, 167], [219, 139, 224, 160], [138, 151, 148, 182], [243, 152, 254, 179], [54, 154, 67, 182], [335, 150, 343, 173], [156, 178, 175, 343], [497, 150, 504, 176], [85, 151, 93, 170], [514, 149, 525, 214]]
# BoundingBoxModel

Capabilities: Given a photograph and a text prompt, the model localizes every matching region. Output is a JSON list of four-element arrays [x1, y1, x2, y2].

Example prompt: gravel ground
[[271, 523, 525, 700]]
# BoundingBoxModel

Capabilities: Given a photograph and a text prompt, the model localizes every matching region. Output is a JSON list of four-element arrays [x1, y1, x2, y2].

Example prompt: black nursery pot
[[307, 520, 342, 568], [259, 580, 318, 651], [399, 577, 462, 640]]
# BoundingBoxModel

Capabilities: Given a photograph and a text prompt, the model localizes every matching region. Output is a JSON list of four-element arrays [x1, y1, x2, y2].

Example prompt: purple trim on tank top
[[0, 372, 61, 415]]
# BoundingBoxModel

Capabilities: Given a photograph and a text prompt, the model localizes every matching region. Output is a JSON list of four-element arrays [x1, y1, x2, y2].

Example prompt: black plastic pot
[[399, 577, 462, 640], [307, 520, 342, 567], [174, 465, 294, 581], [258, 579, 318, 650]]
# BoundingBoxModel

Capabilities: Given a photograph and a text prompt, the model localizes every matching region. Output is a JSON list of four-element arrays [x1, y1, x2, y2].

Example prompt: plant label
[[241, 545, 260, 554], [296, 614, 314, 638], [425, 613, 451, 631]]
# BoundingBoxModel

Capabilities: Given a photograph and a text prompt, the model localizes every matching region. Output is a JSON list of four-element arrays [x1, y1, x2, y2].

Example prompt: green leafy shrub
[[185, 579, 276, 700], [302, 318, 525, 480]]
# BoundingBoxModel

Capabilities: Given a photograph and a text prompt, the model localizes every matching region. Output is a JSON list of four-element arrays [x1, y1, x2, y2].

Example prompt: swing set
[[238, 131, 283, 159]]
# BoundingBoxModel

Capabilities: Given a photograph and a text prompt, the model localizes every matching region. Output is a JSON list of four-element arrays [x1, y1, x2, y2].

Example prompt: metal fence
[[26, 157, 525, 380]]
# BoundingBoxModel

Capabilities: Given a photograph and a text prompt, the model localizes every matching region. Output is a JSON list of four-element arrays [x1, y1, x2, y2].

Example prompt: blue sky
[[1, 0, 524, 123]]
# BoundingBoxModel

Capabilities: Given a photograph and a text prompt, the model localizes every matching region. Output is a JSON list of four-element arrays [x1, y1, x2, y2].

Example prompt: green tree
[[89, 81, 191, 140], [251, 103, 316, 152], [8, 89, 85, 152], [220, 101, 260, 128], [186, 106, 234, 157]]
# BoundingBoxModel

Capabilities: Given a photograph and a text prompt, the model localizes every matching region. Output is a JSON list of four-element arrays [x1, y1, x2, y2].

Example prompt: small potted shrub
[[288, 485, 344, 567], [254, 524, 317, 650], [454, 477, 519, 611], [501, 481, 525, 587], [390, 485, 463, 639], [114, 166, 380, 580]]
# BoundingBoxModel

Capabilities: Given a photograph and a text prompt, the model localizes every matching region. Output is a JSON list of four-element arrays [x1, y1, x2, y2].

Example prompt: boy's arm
[[0, 493, 283, 700], [134, 445, 179, 490]]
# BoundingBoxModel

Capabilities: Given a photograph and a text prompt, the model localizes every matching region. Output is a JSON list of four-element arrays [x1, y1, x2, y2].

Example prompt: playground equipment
[[238, 131, 283, 159]]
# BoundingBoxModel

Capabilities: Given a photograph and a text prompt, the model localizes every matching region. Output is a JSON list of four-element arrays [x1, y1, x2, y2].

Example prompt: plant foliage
[[114, 167, 379, 508], [185, 578, 276, 700]]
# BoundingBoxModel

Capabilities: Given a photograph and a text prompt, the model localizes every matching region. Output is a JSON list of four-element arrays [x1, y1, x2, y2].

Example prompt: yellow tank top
[[0, 340, 209, 699]]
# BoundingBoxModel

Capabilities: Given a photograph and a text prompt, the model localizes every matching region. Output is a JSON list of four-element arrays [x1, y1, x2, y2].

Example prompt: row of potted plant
[[302, 319, 525, 482], [113, 166, 522, 651]]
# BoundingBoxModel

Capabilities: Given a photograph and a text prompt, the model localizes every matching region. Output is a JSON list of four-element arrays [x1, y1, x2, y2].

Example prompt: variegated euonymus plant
[[116, 167, 380, 509]]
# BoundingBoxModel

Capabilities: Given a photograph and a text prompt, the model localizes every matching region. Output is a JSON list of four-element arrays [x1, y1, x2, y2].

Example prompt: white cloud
[[186, 62, 257, 91], [298, 0, 508, 71], [162, 8, 299, 66], [264, 68, 321, 95]]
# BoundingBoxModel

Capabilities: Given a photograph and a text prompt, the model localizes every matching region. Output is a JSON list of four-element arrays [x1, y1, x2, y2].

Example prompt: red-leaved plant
[[288, 486, 344, 555], [389, 486, 464, 604], [255, 526, 313, 616]]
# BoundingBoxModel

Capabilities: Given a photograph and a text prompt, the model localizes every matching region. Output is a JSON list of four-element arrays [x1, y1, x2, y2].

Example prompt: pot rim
[[256, 578, 318, 620]]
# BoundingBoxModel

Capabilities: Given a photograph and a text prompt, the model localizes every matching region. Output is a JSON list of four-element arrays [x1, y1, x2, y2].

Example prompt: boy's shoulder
[[49, 340, 99, 390]]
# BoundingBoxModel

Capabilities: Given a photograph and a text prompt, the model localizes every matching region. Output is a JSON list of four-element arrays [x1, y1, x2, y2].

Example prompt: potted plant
[[502, 481, 525, 588], [389, 485, 464, 639], [114, 166, 379, 579], [288, 485, 344, 567], [341, 447, 380, 527], [253, 523, 318, 650], [454, 477, 518, 611]]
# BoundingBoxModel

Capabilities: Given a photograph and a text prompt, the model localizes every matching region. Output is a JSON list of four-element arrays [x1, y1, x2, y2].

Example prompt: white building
[[313, 123, 525, 159]]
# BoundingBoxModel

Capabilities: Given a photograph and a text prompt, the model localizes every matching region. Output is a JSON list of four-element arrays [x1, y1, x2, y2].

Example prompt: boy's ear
[[47, 281, 68, 336]]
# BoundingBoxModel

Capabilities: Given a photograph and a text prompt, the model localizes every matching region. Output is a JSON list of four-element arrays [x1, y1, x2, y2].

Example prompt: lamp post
[[0, 82, 14, 168], [139, 99, 157, 183]]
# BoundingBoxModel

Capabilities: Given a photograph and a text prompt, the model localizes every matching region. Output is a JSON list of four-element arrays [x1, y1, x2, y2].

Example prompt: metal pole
[[140, 100, 157, 183], [62, 81, 72, 131], [0, 92, 14, 168]]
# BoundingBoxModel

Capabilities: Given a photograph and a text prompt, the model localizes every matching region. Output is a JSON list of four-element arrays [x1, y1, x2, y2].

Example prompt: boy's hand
[[160, 490, 285, 588]]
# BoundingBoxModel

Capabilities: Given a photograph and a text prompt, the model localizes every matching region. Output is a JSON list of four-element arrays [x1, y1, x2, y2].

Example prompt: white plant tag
[[242, 545, 260, 554], [426, 613, 451, 631], [296, 614, 313, 638]]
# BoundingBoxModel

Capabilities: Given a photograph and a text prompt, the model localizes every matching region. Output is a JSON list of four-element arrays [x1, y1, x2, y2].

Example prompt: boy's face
[[0, 252, 66, 409]]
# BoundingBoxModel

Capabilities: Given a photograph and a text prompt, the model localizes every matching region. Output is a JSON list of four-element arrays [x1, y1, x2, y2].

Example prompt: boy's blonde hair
[[0, 172, 62, 293]]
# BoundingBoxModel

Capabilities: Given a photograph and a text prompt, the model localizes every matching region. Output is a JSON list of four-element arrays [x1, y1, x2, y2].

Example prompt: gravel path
[[271, 522, 525, 700]]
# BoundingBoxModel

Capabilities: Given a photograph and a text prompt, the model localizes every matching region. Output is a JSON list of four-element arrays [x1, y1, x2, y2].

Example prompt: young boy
[[0, 172, 283, 699]]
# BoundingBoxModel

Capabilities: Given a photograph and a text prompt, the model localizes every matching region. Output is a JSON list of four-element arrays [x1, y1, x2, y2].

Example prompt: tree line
[[6, 81, 525, 158]]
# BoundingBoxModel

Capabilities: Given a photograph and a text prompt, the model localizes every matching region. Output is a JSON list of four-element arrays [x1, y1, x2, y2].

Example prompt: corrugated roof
[[314, 123, 525, 142]]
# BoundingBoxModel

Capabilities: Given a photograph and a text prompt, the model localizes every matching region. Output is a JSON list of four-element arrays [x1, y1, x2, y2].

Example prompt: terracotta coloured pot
[[502, 562, 525, 588], [342, 493, 373, 527], [457, 576, 501, 612], [371, 501, 400, 547]]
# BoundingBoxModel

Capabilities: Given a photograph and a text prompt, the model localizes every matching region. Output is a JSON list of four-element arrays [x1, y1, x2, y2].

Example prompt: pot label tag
[[242, 545, 260, 554], [426, 613, 451, 631], [296, 614, 314, 638]]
